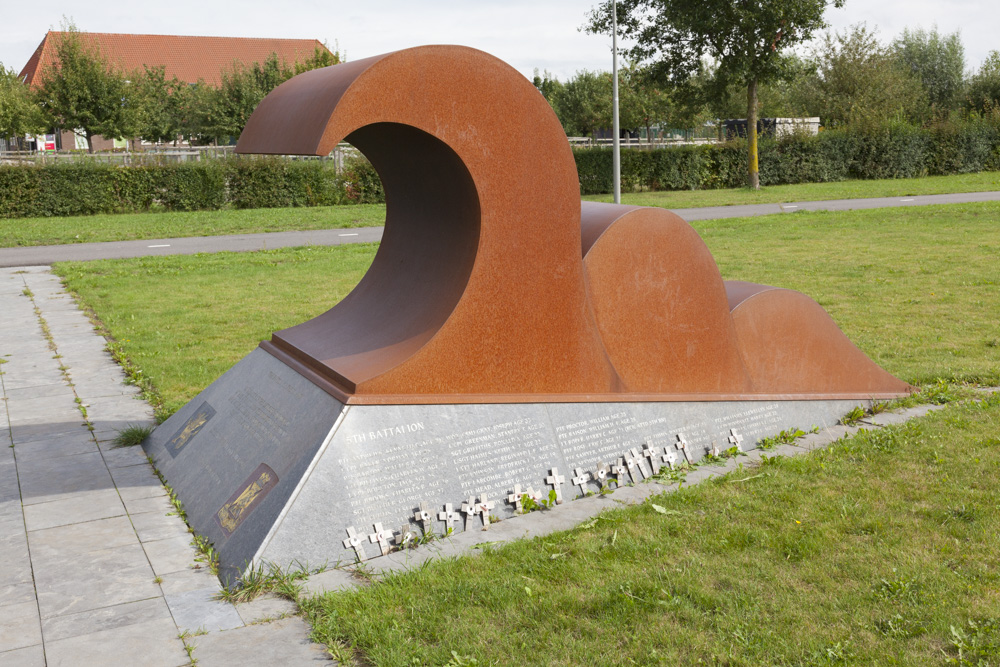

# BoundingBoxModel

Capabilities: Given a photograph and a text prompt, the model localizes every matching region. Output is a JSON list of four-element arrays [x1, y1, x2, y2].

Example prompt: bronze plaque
[[165, 401, 215, 458], [215, 463, 279, 537]]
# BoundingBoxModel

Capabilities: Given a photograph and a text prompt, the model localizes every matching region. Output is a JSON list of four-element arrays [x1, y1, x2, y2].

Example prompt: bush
[[0, 156, 380, 219], [572, 117, 1000, 194]]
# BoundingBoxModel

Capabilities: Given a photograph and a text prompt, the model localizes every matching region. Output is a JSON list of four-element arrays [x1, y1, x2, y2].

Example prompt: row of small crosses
[[342, 429, 744, 561]]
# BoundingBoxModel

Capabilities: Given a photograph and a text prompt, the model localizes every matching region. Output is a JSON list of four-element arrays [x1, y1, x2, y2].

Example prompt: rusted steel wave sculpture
[[236, 45, 911, 403]]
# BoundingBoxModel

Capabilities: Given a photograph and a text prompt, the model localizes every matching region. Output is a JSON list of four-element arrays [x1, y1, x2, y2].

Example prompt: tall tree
[[35, 27, 141, 152], [807, 24, 928, 128], [0, 64, 45, 146], [134, 65, 185, 145], [587, 0, 843, 189], [966, 50, 1000, 114], [893, 26, 966, 114]]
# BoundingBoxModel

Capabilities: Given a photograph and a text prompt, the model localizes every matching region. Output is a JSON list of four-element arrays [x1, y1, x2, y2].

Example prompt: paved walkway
[[1, 190, 997, 267], [0, 267, 329, 666]]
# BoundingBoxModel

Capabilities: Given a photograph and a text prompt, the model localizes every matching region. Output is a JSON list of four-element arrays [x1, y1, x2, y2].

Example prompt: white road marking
[[147, 244, 171, 248], [783, 205, 798, 209], [900, 198, 915, 202], [338, 233, 359, 237]]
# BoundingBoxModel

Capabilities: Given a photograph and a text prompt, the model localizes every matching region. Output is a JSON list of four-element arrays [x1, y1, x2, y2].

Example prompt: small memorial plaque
[[165, 401, 215, 458], [215, 463, 278, 538]]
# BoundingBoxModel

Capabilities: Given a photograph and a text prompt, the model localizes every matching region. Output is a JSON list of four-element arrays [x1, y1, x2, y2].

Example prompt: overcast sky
[[2, 0, 997, 82]]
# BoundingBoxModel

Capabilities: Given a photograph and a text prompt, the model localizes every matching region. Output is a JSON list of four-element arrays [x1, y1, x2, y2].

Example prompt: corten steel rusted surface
[[236, 45, 912, 404]]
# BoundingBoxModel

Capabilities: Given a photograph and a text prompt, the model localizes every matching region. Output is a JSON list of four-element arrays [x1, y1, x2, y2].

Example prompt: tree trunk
[[86, 132, 94, 154], [747, 77, 759, 190]]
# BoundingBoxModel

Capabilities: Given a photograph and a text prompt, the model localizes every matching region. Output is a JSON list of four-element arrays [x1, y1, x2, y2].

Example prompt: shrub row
[[575, 119, 1000, 194], [0, 156, 383, 219], [3, 120, 999, 217]]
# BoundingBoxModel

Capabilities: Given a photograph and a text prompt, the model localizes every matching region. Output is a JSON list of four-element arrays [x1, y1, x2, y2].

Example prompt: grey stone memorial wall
[[146, 349, 867, 584]]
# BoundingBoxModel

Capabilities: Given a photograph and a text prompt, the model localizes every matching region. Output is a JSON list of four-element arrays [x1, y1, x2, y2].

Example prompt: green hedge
[[0, 156, 382, 219], [3, 120, 1000, 217], [574, 119, 1000, 194]]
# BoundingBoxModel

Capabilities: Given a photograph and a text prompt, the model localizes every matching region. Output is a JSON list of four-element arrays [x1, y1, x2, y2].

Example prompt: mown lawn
[[52, 202, 1000, 665], [6, 170, 1000, 247], [0, 204, 385, 248]]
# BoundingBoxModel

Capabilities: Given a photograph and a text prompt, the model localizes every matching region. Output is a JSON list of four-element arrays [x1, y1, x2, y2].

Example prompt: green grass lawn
[[52, 202, 1000, 665], [0, 204, 386, 248], [584, 170, 1000, 209], [5, 171, 1000, 248]]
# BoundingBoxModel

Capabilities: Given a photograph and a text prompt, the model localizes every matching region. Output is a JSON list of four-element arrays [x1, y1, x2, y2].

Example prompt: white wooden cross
[[594, 461, 611, 487], [708, 441, 720, 457], [438, 503, 460, 533], [368, 522, 394, 556], [571, 467, 591, 497], [460, 496, 477, 531], [662, 446, 677, 470], [507, 484, 524, 512], [525, 486, 544, 504], [628, 447, 648, 479], [395, 523, 417, 548], [342, 526, 368, 562], [546, 468, 566, 504], [612, 457, 631, 486], [475, 493, 496, 529], [413, 502, 433, 535], [728, 428, 744, 452], [642, 443, 661, 475], [675, 433, 693, 465]]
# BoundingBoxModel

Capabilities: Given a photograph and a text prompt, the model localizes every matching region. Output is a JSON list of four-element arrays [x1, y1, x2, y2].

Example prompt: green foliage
[[573, 117, 1000, 194], [893, 26, 966, 113], [0, 64, 45, 141], [36, 26, 142, 152], [807, 24, 929, 129], [0, 157, 379, 218], [965, 51, 1000, 115], [588, 0, 843, 189], [112, 423, 153, 447]]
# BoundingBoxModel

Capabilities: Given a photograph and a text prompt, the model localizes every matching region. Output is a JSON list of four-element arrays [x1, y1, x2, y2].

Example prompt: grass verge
[[0, 204, 385, 248], [583, 170, 1000, 209], [5, 171, 1000, 248]]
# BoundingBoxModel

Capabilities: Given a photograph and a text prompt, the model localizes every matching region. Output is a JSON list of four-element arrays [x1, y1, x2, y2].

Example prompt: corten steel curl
[[236, 45, 911, 404]]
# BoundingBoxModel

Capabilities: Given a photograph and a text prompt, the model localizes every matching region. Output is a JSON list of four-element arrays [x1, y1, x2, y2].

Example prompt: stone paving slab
[[189, 616, 331, 665], [22, 489, 126, 532], [0, 266, 334, 666], [43, 617, 189, 667]]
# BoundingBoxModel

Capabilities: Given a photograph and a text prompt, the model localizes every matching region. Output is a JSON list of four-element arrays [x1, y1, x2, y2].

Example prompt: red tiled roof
[[19, 31, 331, 87]]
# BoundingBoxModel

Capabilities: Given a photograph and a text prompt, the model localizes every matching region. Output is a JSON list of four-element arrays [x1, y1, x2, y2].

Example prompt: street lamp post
[[612, 0, 621, 204]]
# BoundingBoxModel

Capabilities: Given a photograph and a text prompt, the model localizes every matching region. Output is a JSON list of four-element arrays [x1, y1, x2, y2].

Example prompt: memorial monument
[[143, 45, 912, 585]]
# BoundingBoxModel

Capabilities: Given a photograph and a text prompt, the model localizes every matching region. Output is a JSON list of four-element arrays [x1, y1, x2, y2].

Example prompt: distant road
[[2, 191, 997, 267]]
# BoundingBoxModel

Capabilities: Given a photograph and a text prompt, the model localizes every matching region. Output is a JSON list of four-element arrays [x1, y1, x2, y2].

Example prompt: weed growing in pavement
[[112, 423, 154, 447]]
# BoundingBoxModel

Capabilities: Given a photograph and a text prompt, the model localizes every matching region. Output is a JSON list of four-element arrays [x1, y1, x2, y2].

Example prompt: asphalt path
[[1, 190, 997, 267]]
